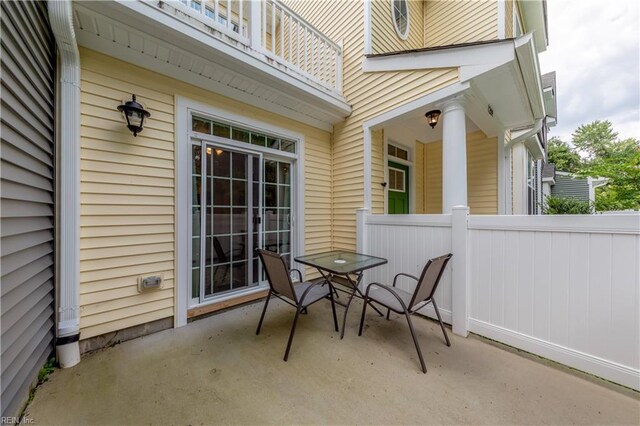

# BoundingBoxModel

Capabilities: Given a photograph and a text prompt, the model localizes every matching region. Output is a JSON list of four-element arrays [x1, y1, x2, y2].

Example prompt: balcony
[[164, 0, 343, 94], [73, 0, 350, 130]]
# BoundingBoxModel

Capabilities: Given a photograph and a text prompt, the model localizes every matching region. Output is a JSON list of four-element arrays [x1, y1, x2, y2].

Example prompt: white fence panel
[[359, 212, 640, 389], [362, 214, 453, 322], [467, 215, 640, 390]]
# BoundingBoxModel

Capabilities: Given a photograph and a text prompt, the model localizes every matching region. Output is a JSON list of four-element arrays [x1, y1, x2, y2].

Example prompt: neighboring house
[[0, 1, 56, 418], [0, 0, 556, 417], [541, 165, 608, 205]]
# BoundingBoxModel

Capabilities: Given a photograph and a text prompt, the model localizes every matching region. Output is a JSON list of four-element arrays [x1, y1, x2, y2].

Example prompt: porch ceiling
[[25, 301, 638, 424], [386, 115, 480, 146], [72, 1, 351, 132], [364, 35, 547, 133]]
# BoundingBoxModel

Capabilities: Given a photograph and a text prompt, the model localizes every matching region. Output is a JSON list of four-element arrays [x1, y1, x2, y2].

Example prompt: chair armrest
[[365, 282, 410, 312], [393, 273, 419, 287], [290, 268, 303, 282]]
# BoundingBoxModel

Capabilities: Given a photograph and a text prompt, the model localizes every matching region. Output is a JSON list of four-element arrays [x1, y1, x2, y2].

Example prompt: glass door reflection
[[192, 143, 261, 302]]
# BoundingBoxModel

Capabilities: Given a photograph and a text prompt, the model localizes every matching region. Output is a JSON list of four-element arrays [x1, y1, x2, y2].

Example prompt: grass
[[27, 357, 56, 406]]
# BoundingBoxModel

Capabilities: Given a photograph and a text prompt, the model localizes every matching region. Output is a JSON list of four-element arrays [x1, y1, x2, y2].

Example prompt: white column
[[451, 206, 469, 337], [440, 97, 467, 212], [249, 0, 262, 49], [49, 0, 81, 368]]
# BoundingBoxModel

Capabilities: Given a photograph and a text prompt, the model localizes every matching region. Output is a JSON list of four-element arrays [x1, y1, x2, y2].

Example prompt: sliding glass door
[[191, 139, 294, 304]]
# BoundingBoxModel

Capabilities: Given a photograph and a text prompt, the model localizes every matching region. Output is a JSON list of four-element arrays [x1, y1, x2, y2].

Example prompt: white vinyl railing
[[164, 0, 343, 93], [357, 209, 640, 390], [261, 0, 342, 92], [172, 0, 250, 43]]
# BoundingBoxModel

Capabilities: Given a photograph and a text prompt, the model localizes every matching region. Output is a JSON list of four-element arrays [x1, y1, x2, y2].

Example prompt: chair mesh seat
[[294, 281, 331, 305], [367, 284, 413, 313]]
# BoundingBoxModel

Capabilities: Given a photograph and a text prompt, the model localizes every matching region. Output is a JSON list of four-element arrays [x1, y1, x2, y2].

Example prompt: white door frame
[[175, 96, 305, 327], [384, 139, 415, 214]]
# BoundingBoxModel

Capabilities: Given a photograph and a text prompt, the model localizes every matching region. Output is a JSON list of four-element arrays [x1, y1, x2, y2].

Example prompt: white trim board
[[469, 318, 640, 391], [363, 0, 372, 55], [175, 96, 306, 326], [365, 213, 452, 227], [468, 214, 640, 234]]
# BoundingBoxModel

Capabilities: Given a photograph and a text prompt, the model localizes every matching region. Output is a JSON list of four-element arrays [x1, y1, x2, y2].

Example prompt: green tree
[[571, 120, 618, 160], [547, 137, 581, 172], [578, 137, 640, 211]]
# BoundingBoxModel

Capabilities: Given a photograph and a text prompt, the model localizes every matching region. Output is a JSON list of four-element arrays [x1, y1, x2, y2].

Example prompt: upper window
[[391, 0, 409, 39], [388, 143, 409, 161]]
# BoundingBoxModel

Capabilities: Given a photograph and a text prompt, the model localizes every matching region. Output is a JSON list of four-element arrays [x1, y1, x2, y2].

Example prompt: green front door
[[388, 161, 409, 214]]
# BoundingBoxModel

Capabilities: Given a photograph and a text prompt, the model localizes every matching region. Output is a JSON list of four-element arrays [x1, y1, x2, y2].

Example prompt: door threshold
[[188, 288, 269, 319]]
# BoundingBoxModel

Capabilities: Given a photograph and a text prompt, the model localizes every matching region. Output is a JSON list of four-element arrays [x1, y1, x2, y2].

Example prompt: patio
[[26, 299, 638, 425]]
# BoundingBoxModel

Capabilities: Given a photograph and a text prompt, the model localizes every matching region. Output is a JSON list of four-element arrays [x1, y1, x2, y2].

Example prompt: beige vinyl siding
[[424, 0, 498, 47], [505, 0, 514, 38], [467, 131, 498, 214], [423, 140, 443, 213], [79, 48, 331, 339], [79, 60, 175, 340], [371, 0, 424, 54], [418, 131, 497, 214], [414, 141, 425, 212], [288, 0, 458, 250], [371, 129, 385, 214]]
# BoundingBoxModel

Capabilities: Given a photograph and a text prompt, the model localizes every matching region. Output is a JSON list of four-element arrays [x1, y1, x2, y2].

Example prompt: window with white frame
[[526, 150, 539, 214], [387, 143, 409, 161], [392, 0, 409, 39], [388, 167, 406, 192]]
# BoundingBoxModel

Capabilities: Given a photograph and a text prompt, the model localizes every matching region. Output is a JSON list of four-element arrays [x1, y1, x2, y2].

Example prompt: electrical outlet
[[137, 274, 164, 292]]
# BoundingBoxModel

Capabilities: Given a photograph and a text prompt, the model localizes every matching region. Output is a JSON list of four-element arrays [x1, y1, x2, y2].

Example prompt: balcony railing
[[163, 0, 343, 94]]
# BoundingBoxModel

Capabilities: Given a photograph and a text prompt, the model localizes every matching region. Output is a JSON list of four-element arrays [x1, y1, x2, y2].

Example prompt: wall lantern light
[[425, 109, 441, 129], [117, 94, 151, 137]]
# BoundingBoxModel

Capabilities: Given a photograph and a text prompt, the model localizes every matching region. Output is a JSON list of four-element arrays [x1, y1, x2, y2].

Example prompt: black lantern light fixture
[[117, 94, 151, 137], [425, 109, 441, 129]]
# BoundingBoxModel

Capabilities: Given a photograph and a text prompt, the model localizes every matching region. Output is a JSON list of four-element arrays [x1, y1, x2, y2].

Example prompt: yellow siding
[[424, 0, 498, 47], [418, 131, 497, 214], [423, 140, 443, 213], [505, 0, 514, 38], [79, 48, 331, 339], [288, 0, 458, 250], [371, 129, 385, 214], [371, 0, 424, 54], [414, 141, 425, 212], [467, 131, 498, 214]]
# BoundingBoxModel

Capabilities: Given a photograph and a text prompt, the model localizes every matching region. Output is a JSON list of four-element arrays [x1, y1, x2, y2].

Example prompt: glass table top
[[295, 250, 387, 274]]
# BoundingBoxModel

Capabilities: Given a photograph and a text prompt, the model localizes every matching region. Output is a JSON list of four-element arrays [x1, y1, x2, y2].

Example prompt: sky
[[538, 0, 639, 143]]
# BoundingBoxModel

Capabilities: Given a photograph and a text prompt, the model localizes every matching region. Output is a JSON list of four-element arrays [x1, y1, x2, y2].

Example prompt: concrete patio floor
[[27, 299, 639, 425]]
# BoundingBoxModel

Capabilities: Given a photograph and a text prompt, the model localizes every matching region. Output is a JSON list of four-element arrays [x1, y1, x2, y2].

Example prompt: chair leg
[[404, 312, 427, 374], [329, 288, 339, 332], [283, 306, 303, 362], [432, 299, 451, 347], [256, 291, 272, 335], [358, 295, 369, 336], [386, 308, 391, 320]]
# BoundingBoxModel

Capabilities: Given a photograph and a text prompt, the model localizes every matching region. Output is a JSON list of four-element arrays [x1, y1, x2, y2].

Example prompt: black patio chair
[[358, 253, 453, 373], [256, 249, 339, 361]]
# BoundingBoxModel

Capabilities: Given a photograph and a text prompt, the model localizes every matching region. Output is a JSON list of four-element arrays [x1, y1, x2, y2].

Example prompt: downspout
[[49, 0, 81, 368]]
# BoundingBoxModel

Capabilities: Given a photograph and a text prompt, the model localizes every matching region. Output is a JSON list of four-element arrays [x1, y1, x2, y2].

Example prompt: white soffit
[[362, 35, 545, 130], [73, 1, 351, 131]]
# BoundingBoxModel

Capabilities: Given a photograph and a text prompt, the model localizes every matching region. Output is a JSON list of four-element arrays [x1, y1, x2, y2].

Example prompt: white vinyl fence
[[357, 209, 640, 390]]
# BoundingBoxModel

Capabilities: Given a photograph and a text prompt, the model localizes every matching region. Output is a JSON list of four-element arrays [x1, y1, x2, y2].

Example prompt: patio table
[[295, 250, 388, 339]]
